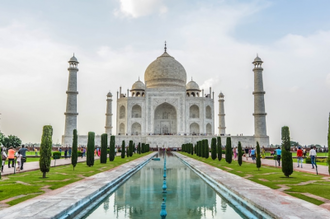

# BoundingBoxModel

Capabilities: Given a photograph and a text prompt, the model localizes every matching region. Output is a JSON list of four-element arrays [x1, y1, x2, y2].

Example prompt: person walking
[[69, 147, 72, 158], [251, 148, 256, 163], [233, 147, 237, 161], [18, 145, 28, 170], [64, 147, 68, 159], [7, 146, 15, 168], [244, 147, 249, 161], [1, 147, 7, 173], [309, 146, 317, 169], [16, 151, 22, 172], [275, 146, 282, 167], [34, 148, 38, 156], [297, 146, 303, 168]]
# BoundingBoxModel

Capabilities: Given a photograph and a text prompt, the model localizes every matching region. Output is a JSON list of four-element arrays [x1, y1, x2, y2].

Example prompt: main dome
[[144, 52, 187, 88]]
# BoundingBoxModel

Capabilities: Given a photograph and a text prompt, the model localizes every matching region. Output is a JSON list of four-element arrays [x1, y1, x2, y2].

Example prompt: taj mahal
[[62, 44, 269, 148]]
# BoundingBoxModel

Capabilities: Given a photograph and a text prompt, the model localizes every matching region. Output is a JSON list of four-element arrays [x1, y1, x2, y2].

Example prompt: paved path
[[176, 152, 330, 219], [1, 156, 100, 176], [241, 156, 329, 175]]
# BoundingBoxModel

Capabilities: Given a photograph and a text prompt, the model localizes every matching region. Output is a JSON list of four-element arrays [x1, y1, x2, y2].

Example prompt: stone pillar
[[105, 92, 113, 136], [252, 55, 267, 137], [62, 55, 79, 145], [218, 92, 226, 135]]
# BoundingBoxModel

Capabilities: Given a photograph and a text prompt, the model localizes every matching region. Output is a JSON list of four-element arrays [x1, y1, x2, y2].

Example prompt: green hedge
[[52, 151, 61, 159], [305, 157, 327, 164]]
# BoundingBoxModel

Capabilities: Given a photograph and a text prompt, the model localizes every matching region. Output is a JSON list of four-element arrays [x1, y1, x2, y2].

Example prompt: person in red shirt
[[297, 146, 303, 168]]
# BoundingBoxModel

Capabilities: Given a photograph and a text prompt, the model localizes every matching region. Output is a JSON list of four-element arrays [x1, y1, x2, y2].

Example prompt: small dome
[[253, 55, 262, 63], [186, 80, 200, 91], [69, 55, 78, 63], [107, 92, 112, 97], [144, 52, 187, 89], [131, 80, 145, 90], [218, 92, 224, 98]]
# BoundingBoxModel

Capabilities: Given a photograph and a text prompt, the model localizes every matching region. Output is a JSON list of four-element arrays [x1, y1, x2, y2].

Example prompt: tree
[[225, 137, 232, 164], [71, 129, 78, 170], [256, 142, 261, 170], [100, 133, 107, 163], [129, 140, 134, 157], [126, 144, 129, 157], [0, 132, 4, 146], [211, 138, 217, 160], [39, 125, 53, 178], [86, 132, 95, 167], [3, 135, 22, 148], [281, 126, 293, 177], [217, 137, 222, 161], [0, 147, 2, 179], [238, 141, 242, 166], [109, 135, 115, 161], [142, 143, 145, 153], [137, 143, 141, 154], [121, 140, 125, 158], [328, 113, 330, 174]]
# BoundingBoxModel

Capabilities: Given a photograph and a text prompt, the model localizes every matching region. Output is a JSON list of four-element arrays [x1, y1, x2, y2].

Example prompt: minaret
[[62, 55, 79, 145], [105, 92, 113, 136], [252, 55, 267, 138], [218, 92, 226, 136]]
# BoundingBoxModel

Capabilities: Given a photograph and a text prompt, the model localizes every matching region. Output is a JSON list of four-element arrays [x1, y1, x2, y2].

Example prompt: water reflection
[[85, 152, 244, 219]]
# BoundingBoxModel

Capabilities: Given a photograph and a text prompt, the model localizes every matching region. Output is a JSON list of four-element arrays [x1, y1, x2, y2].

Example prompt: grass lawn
[[180, 152, 330, 206], [0, 152, 151, 206]]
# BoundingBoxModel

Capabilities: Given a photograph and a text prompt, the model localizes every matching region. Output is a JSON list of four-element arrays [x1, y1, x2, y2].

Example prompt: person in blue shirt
[[250, 148, 256, 163], [276, 146, 282, 167]]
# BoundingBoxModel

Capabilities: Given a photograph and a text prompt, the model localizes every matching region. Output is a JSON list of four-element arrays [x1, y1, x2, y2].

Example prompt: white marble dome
[[131, 79, 145, 90], [144, 52, 187, 88], [186, 80, 200, 91]]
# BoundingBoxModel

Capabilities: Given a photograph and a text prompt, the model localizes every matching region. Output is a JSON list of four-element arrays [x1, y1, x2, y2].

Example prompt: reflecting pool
[[84, 153, 246, 219]]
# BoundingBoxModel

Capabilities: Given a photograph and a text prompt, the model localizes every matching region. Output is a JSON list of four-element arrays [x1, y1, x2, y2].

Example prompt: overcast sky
[[0, 0, 330, 146]]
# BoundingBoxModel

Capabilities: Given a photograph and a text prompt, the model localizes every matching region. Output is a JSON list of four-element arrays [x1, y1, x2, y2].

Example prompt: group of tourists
[[1, 145, 28, 173]]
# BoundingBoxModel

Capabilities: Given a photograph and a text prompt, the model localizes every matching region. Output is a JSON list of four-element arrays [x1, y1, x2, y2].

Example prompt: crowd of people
[[1, 145, 28, 173]]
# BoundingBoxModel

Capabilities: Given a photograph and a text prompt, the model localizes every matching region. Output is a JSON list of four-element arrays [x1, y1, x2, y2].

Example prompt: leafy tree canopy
[[3, 135, 22, 148]]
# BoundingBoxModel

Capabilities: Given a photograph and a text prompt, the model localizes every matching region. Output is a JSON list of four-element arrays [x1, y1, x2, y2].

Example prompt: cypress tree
[[129, 140, 133, 156], [211, 138, 217, 160], [191, 144, 194, 155], [86, 132, 95, 167], [137, 143, 141, 154], [238, 141, 242, 166], [204, 139, 209, 159], [121, 140, 125, 158], [0, 148, 2, 179], [328, 113, 330, 175], [39, 125, 53, 178], [225, 137, 232, 164], [142, 143, 145, 153], [100, 133, 107, 163], [217, 137, 222, 161], [71, 129, 78, 170], [109, 135, 115, 161], [281, 126, 293, 177], [256, 142, 261, 170], [126, 144, 129, 157]]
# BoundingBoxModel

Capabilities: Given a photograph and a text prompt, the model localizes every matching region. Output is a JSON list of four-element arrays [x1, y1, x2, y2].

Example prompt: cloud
[[326, 74, 330, 87], [115, 0, 167, 18]]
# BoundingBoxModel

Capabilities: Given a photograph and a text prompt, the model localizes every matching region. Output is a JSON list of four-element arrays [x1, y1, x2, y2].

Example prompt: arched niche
[[119, 106, 126, 119], [206, 123, 212, 135], [190, 122, 199, 135], [154, 103, 177, 134], [131, 122, 141, 135], [119, 123, 125, 135], [189, 105, 199, 118], [132, 104, 142, 118], [206, 106, 212, 119]]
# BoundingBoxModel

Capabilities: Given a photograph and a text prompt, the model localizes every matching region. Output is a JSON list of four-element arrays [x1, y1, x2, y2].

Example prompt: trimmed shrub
[[225, 137, 232, 164], [217, 137, 222, 161], [109, 136, 115, 161], [86, 132, 95, 167], [142, 143, 145, 153], [100, 133, 107, 163], [39, 125, 53, 178], [256, 142, 261, 170], [121, 140, 125, 158], [137, 143, 141, 154], [211, 138, 217, 160], [52, 151, 61, 159], [238, 141, 242, 166], [129, 140, 133, 157], [71, 129, 78, 170], [281, 126, 293, 177]]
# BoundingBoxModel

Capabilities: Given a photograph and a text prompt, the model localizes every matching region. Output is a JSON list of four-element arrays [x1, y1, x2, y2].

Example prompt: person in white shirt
[[309, 146, 317, 169]]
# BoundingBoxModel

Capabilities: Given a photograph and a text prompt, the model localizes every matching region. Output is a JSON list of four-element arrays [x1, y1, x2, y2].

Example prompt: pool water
[[84, 153, 246, 219]]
